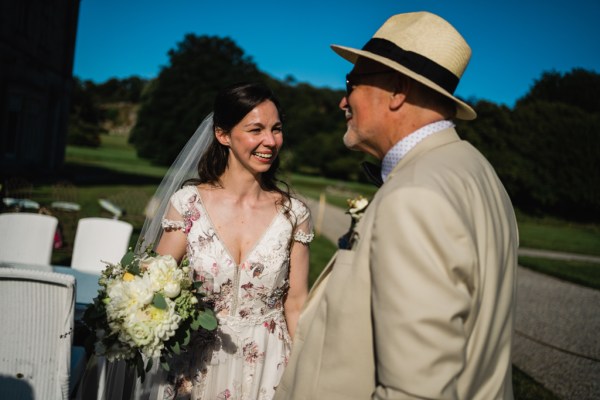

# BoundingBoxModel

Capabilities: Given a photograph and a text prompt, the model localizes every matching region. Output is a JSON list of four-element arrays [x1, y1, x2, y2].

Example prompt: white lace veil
[[136, 112, 214, 253]]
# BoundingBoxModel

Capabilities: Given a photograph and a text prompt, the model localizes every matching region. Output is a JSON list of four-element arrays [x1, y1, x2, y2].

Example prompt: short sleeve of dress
[[161, 186, 196, 232], [290, 198, 314, 244]]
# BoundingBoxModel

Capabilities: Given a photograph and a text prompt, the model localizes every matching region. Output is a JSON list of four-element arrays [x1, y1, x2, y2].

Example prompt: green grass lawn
[[288, 173, 377, 209], [65, 135, 168, 179], [516, 211, 600, 256], [308, 234, 337, 287], [519, 256, 600, 290]]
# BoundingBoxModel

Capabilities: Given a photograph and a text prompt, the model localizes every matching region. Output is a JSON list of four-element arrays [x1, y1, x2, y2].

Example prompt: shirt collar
[[381, 120, 455, 182]]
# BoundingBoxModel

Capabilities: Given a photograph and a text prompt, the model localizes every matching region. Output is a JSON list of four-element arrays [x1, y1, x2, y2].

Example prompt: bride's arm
[[284, 219, 311, 339], [155, 205, 187, 262]]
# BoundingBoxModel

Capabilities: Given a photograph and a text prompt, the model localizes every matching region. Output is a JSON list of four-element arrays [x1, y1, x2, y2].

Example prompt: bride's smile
[[216, 100, 283, 174]]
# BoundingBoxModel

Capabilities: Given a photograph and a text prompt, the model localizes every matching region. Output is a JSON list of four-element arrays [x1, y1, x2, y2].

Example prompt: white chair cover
[[0, 268, 76, 399], [71, 217, 133, 273], [0, 212, 58, 265]]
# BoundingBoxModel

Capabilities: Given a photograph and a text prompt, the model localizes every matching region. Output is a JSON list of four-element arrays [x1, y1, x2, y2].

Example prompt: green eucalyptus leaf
[[120, 251, 135, 267], [136, 356, 145, 382], [153, 293, 167, 309], [129, 260, 141, 275], [193, 281, 204, 290], [171, 341, 181, 355], [145, 357, 153, 373], [182, 329, 191, 346], [197, 310, 218, 330], [161, 361, 170, 372]]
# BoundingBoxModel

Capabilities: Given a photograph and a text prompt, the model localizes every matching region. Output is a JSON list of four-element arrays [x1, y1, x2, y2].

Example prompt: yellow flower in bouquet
[[83, 249, 217, 381]]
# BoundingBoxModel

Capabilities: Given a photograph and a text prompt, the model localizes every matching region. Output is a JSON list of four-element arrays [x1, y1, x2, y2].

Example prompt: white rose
[[126, 321, 153, 346], [163, 282, 181, 298]]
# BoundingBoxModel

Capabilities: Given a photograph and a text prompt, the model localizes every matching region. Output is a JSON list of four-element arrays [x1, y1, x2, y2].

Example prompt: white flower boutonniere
[[338, 195, 370, 249], [347, 195, 369, 221]]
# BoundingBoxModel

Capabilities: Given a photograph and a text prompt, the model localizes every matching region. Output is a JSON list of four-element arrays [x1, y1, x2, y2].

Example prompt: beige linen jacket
[[275, 128, 519, 400]]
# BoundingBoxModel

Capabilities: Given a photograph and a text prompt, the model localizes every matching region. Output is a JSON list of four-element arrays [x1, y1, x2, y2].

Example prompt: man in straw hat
[[275, 11, 518, 400]]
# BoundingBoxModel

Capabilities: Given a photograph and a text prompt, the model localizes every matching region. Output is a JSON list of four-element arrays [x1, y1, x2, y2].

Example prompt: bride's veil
[[97, 113, 215, 400], [136, 112, 214, 253]]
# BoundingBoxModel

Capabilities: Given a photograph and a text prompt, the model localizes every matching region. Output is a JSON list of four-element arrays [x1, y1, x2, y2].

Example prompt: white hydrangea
[[120, 298, 182, 357]]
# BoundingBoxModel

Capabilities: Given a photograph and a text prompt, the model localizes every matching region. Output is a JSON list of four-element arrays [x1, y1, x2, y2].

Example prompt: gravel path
[[304, 198, 600, 400], [513, 267, 600, 399]]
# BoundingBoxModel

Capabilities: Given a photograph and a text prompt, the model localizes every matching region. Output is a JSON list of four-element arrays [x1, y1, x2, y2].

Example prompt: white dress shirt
[[381, 120, 455, 182]]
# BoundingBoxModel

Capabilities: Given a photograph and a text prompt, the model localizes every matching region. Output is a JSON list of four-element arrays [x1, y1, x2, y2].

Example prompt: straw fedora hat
[[331, 11, 476, 120]]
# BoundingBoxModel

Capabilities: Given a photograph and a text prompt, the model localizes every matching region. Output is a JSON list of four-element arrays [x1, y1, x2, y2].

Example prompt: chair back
[[0, 268, 75, 399], [71, 217, 133, 273], [0, 212, 58, 264]]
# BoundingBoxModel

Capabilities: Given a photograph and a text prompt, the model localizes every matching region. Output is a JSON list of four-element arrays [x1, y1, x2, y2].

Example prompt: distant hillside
[[99, 102, 140, 137]]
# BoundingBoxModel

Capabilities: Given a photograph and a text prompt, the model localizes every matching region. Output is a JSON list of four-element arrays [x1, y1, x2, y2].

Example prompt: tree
[[67, 78, 105, 147], [129, 35, 266, 165], [510, 68, 600, 220], [91, 77, 148, 103], [511, 100, 600, 219], [456, 69, 600, 221], [517, 68, 600, 114], [456, 100, 522, 199], [269, 81, 367, 180]]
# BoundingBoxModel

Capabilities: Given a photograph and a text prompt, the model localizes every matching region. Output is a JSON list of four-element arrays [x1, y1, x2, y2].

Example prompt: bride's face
[[218, 100, 283, 175]]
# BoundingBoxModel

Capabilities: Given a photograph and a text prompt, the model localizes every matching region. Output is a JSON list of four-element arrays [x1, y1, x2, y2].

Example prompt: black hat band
[[362, 38, 459, 94]]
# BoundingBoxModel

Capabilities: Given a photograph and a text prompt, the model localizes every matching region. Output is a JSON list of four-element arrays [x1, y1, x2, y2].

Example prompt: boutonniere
[[338, 195, 369, 249]]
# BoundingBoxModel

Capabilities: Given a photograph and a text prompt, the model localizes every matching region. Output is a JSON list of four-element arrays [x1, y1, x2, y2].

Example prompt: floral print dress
[[157, 185, 313, 400]]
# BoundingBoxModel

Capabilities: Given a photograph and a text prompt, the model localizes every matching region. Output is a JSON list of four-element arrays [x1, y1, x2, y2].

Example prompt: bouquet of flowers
[[82, 248, 217, 381], [338, 195, 370, 249]]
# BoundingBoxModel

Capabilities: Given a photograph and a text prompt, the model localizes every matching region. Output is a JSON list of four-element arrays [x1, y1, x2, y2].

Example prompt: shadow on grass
[[54, 162, 163, 186]]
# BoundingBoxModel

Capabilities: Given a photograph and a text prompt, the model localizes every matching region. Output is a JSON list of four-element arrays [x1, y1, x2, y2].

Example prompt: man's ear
[[215, 127, 230, 146], [389, 74, 410, 110]]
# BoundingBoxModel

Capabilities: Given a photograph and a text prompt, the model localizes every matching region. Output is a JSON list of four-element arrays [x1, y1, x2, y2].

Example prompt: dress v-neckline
[[192, 186, 282, 266]]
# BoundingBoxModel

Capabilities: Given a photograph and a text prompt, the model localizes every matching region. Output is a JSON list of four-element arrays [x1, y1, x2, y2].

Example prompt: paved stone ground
[[304, 198, 600, 400], [513, 267, 600, 400]]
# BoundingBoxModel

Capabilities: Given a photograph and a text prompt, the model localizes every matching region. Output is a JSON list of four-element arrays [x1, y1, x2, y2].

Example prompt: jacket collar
[[385, 127, 461, 182]]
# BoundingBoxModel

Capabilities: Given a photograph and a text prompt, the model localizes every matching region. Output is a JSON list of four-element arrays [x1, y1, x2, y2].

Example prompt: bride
[[104, 82, 313, 400]]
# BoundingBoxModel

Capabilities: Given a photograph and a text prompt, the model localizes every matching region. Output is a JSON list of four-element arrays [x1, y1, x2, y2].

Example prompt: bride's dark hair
[[184, 82, 292, 215]]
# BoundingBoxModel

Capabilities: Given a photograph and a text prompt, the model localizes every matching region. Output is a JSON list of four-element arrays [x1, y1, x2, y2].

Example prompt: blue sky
[[73, 0, 600, 107]]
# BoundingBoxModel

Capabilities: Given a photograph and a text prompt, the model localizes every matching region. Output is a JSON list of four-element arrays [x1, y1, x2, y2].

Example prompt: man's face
[[339, 59, 395, 159]]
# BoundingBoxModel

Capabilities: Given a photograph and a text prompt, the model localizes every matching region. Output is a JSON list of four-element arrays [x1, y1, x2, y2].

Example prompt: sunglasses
[[345, 70, 396, 97]]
